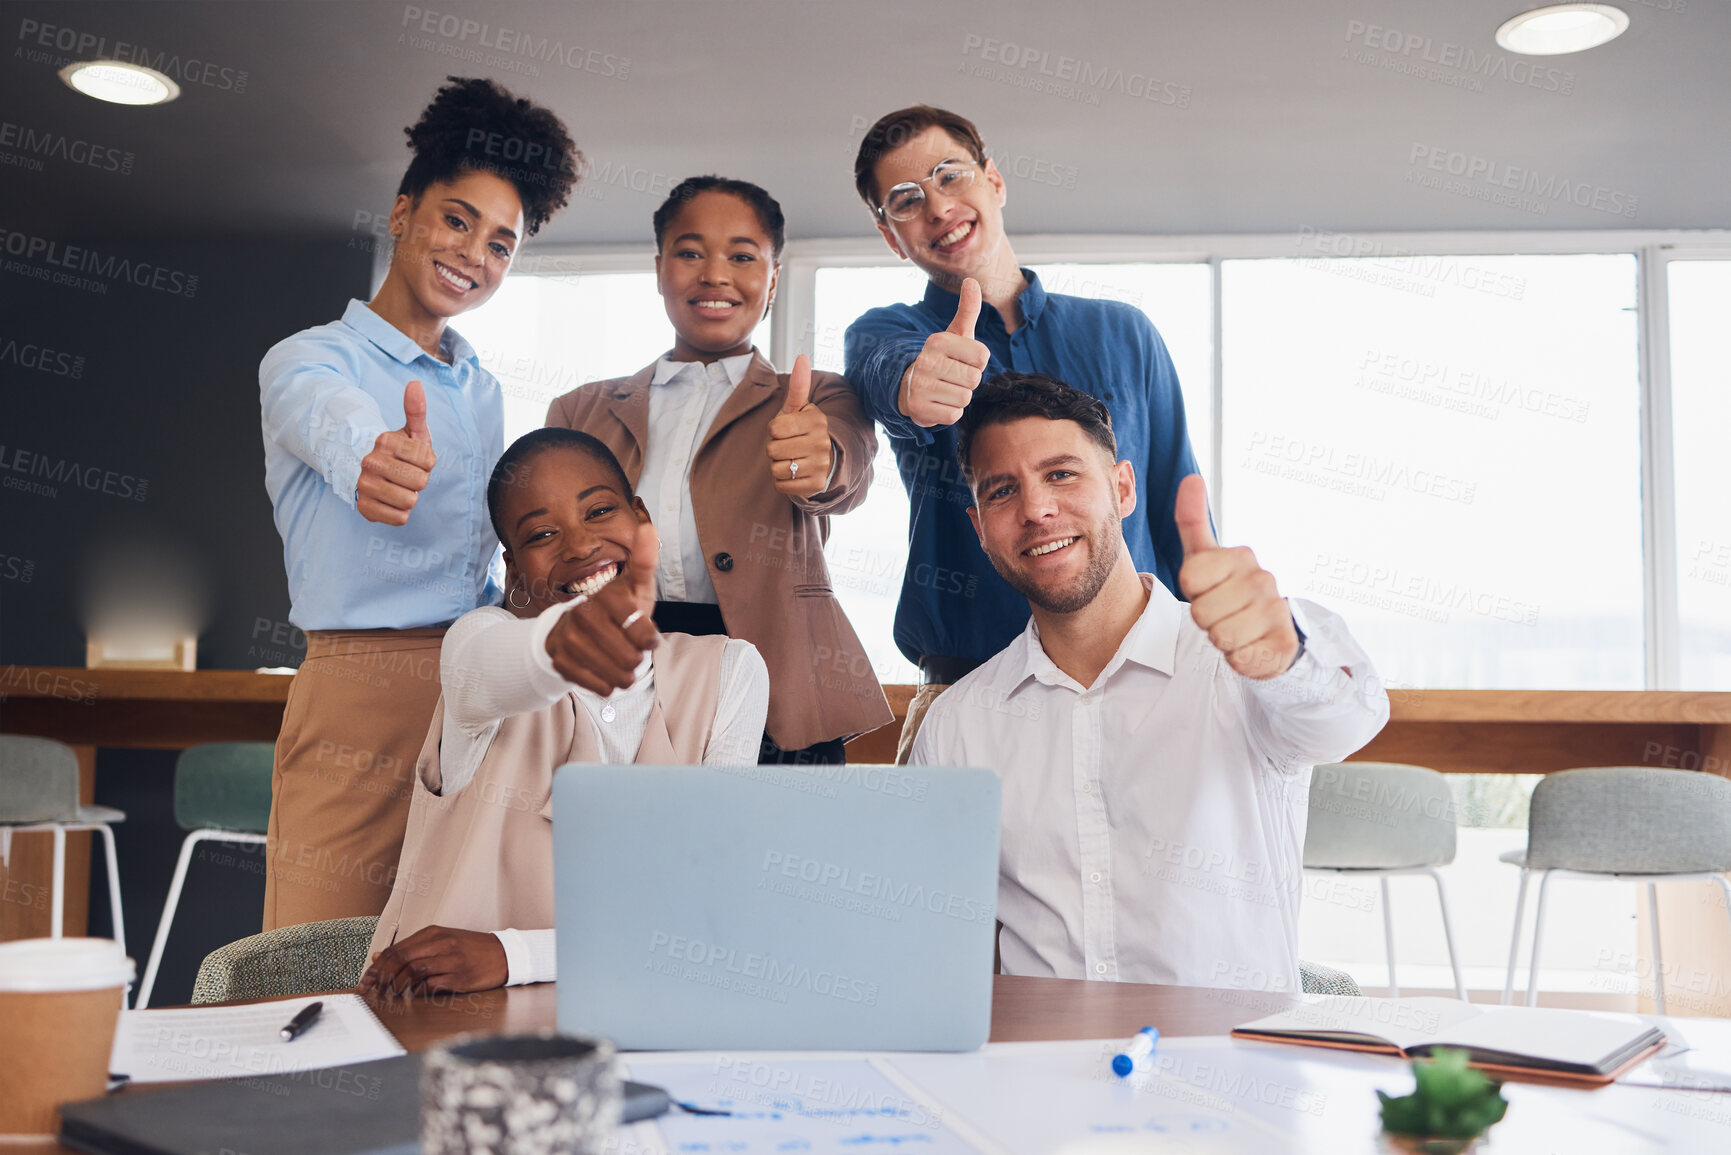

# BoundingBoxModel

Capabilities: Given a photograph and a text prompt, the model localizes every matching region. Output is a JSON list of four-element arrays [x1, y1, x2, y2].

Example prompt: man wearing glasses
[[844, 105, 1202, 760]]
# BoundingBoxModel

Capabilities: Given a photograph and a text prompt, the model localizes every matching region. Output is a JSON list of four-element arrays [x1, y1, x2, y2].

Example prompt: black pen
[[279, 1000, 323, 1042]]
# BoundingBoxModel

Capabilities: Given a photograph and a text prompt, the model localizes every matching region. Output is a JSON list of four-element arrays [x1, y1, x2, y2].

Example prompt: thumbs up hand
[[543, 517, 663, 696], [766, 355, 833, 498], [357, 380, 438, 526], [897, 277, 992, 428], [1174, 474, 1300, 680]]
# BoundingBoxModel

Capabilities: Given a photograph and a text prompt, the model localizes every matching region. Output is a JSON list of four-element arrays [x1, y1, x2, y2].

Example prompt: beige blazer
[[369, 632, 726, 956], [545, 350, 892, 750]]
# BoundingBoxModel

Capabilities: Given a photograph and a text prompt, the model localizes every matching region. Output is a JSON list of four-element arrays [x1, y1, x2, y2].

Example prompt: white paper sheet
[[1620, 1016, 1731, 1093], [110, 994, 405, 1083], [622, 1041, 1376, 1155], [625, 1054, 986, 1155]]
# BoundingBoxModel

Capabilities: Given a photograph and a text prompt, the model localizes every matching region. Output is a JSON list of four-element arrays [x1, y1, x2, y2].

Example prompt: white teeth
[[1026, 537, 1077, 557], [562, 562, 618, 597], [435, 263, 475, 290], [694, 300, 738, 309], [937, 221, 974, 247]]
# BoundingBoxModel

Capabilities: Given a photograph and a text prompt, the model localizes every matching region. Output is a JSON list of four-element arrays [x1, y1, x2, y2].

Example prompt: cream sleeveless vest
[[370, 633, 727, 956]]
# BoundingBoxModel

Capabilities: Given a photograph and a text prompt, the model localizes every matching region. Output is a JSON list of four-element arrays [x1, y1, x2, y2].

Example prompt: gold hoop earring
[[508, 586, 532, 610]]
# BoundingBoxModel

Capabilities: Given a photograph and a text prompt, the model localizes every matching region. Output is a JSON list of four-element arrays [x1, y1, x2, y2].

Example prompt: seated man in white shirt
[[909, 373, 1389, 992]]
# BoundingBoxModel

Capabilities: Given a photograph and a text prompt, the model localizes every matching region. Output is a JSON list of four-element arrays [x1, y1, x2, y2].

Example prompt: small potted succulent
[[1377, 1048, 1509, 1154]]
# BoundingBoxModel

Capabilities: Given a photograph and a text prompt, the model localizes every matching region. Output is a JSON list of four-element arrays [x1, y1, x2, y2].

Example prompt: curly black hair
[[398, 76, 582, 237], [652, 175, 786, 260]]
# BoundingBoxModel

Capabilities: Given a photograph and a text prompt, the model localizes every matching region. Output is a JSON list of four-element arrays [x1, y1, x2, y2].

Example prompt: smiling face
[[498, 447, 650, 618], [966, 416, 1137, 615], [870, 126, 1009, 286], [655, 189, 778, 362], [388, 167, 524, 320]]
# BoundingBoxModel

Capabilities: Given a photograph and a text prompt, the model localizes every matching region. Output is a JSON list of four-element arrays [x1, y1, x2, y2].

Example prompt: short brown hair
[[852, 105, 987, 212], [955, 373, 1118, 488]]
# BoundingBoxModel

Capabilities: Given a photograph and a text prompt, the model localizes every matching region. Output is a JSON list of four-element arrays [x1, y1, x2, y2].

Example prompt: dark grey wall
[[1, 236, 372, 667], [1, 233, 370, 1002]]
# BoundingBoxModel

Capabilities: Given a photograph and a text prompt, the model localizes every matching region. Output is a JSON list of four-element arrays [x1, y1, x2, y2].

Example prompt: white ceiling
[[5, 0, 1728, 246]]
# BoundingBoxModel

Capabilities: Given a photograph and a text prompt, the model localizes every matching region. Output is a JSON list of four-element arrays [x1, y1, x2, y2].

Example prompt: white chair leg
[[96, 824, 125, 955], [1502, 867, 1530, 1006], [1527, 870, 1554, 1007], [138, 830, 206, 1009], [1426, 868, 1469, 1001], [1380, 875, 1399, 998], [1647, 881, 1666, 1016], [50, 825, 66, 938]]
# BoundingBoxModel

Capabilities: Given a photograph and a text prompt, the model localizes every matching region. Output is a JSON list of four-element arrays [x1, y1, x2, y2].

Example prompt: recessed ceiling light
[[58, 60, 180, 106], [1496, 4, 1630, 55]]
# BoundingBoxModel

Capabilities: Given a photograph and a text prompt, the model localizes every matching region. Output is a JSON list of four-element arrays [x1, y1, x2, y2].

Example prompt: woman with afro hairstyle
[[258, 76, 580, 930]]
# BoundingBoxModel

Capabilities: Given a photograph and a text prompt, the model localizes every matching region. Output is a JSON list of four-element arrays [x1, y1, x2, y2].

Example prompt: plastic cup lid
[[0, 937, 135, 992]]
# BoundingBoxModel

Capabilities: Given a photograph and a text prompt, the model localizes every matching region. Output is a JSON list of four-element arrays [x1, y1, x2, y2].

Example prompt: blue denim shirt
[[844, 270, 1200, 665], [260, 300, 503, 630]]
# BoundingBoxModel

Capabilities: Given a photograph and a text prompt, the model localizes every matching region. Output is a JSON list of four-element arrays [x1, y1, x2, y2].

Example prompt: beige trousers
[[262, 627, 446, 931]]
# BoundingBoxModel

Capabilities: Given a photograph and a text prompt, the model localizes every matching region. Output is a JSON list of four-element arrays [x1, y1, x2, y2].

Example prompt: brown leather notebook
[[1231, 996, 1667, 1086]]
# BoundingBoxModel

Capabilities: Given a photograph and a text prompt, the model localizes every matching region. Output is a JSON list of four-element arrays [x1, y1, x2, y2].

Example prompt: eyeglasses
[[876, 160, 979, 222]]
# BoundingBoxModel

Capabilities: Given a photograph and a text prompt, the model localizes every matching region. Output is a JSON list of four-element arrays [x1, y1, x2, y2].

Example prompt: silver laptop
[[552, 762, 1000, 1051]]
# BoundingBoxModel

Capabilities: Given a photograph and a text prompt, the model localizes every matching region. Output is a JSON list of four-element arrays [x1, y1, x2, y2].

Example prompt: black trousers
[[651, 600, 846, 766]]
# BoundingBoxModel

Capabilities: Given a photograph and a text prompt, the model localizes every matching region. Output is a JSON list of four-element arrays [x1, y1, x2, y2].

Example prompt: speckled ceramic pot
[[421, 1031, 621, 1154]]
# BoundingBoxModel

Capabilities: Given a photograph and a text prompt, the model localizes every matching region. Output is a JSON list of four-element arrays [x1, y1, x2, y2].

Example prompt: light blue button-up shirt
[[260, 299, 503, 631]]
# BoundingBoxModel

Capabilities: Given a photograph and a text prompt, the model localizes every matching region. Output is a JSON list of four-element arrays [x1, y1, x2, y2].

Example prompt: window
[[460, 270, 772, 445], [462, 238, 1701, 692], [811, 266, 929, 685], [1669, 260, 1731, 690], [1221, 254, 1643, 689]]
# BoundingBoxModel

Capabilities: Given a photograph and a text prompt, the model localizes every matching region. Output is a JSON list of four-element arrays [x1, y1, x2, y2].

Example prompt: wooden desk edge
[[6, 670, 1729, 723]]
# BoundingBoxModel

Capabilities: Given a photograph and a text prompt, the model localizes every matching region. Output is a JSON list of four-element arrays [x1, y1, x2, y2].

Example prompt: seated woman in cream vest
[[360, 428, 768, 994]]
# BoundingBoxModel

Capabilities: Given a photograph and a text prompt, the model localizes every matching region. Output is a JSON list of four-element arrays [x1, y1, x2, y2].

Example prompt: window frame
[[461, 227, 1731, 689]]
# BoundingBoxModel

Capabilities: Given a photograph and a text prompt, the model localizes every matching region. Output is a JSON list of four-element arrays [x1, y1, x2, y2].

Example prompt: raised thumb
[[781, 354, 813, 413], [1174, 473, 1218, 557], [401, 380, 431, 442], [629, 517, 661, 610], [947, 277, 982, 338]]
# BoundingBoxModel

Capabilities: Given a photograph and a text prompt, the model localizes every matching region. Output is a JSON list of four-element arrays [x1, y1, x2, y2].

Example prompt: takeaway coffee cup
[[0, 937, 134, 1137]]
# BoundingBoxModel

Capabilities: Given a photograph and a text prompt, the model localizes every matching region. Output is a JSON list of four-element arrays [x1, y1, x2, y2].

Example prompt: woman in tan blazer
[[546, 176, 890, 763]]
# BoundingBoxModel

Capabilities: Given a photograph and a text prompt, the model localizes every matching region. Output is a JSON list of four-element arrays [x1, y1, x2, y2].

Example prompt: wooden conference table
[[26, 975, 1727, 1154], [6, 669, 1731, 1014]]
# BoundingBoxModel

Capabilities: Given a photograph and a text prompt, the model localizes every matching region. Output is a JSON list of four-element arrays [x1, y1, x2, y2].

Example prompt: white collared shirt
[[641, 351, 755, 604], [910, 576, 1389, 992]]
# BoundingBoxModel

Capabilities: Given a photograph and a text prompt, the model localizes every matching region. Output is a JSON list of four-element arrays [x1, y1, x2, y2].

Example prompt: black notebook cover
[[59, 1055, 669, 1155]]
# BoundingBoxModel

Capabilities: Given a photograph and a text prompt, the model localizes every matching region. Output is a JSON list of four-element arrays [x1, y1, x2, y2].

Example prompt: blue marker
[[1111, 1026, 1160, 1077]]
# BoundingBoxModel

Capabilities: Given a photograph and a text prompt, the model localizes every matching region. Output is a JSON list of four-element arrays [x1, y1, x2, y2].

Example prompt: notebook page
[[1430, 1008, 1661, 1071], [1237, 995, 1482, 1050], [111, 994, 405, 1083]]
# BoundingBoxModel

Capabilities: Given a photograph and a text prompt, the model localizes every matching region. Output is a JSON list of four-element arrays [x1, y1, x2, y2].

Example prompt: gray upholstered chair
[[1304, 761, 1467, 1000], [192, 916, 379, 1004], [0, 734, 126, 942], [136, 742, 276, 1007], [1501, 766, 1731, 1011], [1299, 959, 1362, 997]]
